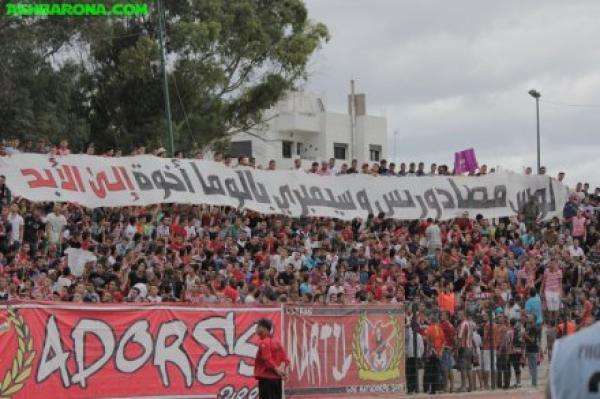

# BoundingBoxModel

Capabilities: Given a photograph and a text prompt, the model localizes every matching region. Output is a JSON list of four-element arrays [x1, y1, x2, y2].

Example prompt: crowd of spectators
[[1, 138, 600, 393], [3, 138, 598, 187]]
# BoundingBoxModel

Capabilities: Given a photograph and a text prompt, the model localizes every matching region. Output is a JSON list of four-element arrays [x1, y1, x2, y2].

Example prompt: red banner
[[0, 302, 281, 399], [283, 305, 405, 397]]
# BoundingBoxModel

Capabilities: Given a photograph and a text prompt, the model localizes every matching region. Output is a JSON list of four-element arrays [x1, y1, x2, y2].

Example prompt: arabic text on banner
[[0, 153, 569, 221]]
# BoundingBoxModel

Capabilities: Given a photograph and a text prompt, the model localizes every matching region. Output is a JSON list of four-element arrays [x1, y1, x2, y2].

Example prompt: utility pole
[[528, 89, 541, 173], [157, 0, 175, 157], [350, 79, 356, 161], [394, 130, 398, 163]]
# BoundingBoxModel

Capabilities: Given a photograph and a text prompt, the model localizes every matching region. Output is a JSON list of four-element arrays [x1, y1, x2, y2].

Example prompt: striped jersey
[[543, 268, 563, 293], [458, 320, 475, 349]]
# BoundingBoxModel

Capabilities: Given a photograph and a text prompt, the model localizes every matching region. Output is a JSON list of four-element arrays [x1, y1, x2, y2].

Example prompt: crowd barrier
[[0, 302, 405, 399]]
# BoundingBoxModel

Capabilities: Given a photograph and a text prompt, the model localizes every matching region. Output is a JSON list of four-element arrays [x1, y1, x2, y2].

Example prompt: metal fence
[[403, 301, 550, 394]]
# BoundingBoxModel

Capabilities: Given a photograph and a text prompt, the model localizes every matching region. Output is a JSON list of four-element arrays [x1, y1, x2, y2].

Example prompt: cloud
[[304, 0, 600, 188]]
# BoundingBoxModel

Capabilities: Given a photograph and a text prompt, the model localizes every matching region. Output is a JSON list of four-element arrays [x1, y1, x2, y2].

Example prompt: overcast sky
[[303, 0, 600, 188]]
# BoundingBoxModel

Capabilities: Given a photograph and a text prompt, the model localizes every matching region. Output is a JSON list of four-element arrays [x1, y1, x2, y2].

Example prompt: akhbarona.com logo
[[5, 2, 149, 17]]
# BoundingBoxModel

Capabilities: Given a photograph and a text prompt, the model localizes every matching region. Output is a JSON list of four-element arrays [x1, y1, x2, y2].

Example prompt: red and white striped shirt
[[344, 281, 358, 304], [543, 268, 563, 293], [458, 320, 474, 349]]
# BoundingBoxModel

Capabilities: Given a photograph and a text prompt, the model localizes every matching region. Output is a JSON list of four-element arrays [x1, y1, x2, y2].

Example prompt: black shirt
[[0, 220, 11, 252], [24, 216, 44, 244], [277, 271, 293, 286], [524, 326, 539, 353], [0, 184, 11, 205], [128, 272, 148, 287]]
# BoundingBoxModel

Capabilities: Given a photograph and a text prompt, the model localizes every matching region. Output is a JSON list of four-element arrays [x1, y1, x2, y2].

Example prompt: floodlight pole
[[157, 0, 175, 156]]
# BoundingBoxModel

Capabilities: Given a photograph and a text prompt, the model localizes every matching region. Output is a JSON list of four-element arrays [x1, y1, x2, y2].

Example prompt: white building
[[230, 90, 387, 169]]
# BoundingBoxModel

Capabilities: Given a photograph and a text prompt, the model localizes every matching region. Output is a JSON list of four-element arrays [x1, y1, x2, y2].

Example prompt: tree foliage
[[0, 0, 329, 153]]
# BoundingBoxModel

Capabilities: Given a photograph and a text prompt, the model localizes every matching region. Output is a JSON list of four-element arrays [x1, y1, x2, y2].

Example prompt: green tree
[[0, 0, 329, 154], [0, 16, 88, 148]]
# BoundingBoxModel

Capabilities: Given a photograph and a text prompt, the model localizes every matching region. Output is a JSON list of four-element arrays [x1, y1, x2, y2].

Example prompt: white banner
[[0, 153, 568, 221]]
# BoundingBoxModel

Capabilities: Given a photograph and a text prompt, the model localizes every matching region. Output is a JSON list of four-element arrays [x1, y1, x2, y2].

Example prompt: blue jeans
[[527, 352, 538, 387]]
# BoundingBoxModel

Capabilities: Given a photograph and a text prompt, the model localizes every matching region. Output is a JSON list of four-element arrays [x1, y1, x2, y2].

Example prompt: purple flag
[[454, 148, 478, 174]]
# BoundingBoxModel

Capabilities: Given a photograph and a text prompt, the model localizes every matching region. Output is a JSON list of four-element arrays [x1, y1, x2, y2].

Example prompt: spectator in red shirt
[[455, 211, 473, 231], [224, 280, 240, 303], [254, 318, 288, 399], [171, 217, 186, 238]]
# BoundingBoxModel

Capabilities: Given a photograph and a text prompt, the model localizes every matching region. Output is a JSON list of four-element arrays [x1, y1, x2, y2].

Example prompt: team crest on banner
[[0, 308, 36, 398], [352, 312, 403, 381], [284, 305, 405, 397]]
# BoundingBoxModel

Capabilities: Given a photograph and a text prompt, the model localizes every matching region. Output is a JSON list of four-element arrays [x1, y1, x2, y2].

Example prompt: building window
[[282, 141, 292, 159], [333, 143, 347, 160], [369, 145, 382, 162], [230, 140, 252, 158], [297, 142, 304, 156]]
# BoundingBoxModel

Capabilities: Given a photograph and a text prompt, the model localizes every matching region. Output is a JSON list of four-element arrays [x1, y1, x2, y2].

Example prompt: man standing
[[423, 315, 445, 394], [0, 175, 11, 206], [45, 204, 67, 246], [429, 163, 437, 176], [292, 158, 303, 172], [525, 287, 544, 335], [416, 162, 426, 176], [440, 311, 456, 392], [23, 206, 45, 251], [328, 157, 338, 175], [7, 204, 24, 245], [254, 319, 289, 399], [481, 312, 495, 390], [457, 311, 475, 392], [397, 162, 407, 176], [541, 260, 563, 324], [425, 219, 442, 255], [405, 320, 424, 394], [520, 196, 540, 232], [496, 314, 511, 389], [523, 315, 539, 388], [509, 319, 523, 388], [347, 159, 359, 174]]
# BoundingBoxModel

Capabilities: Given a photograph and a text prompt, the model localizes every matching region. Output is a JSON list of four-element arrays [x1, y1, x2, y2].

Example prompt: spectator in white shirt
[[286, 252, 303, 271], [328, 158, 338, 175], [45, 205, 67, 245], [147, 285, 163, 303], [425, 218, 442, 254], [124, 216, 137, 241], [7, 204, 24, 244], [507, 298, 521, 321], [569, 239, 585, 258], [185, 219, 198, 240], [156, 217, 170, 238], [270, 248, 287, 273], [327, 277, 344, 300], [244, 285, 257, 304], [291, 158, 304, 172]]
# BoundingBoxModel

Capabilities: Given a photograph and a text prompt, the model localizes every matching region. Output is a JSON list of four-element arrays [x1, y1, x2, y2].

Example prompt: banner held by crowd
[[0, 153, 568, 221]]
